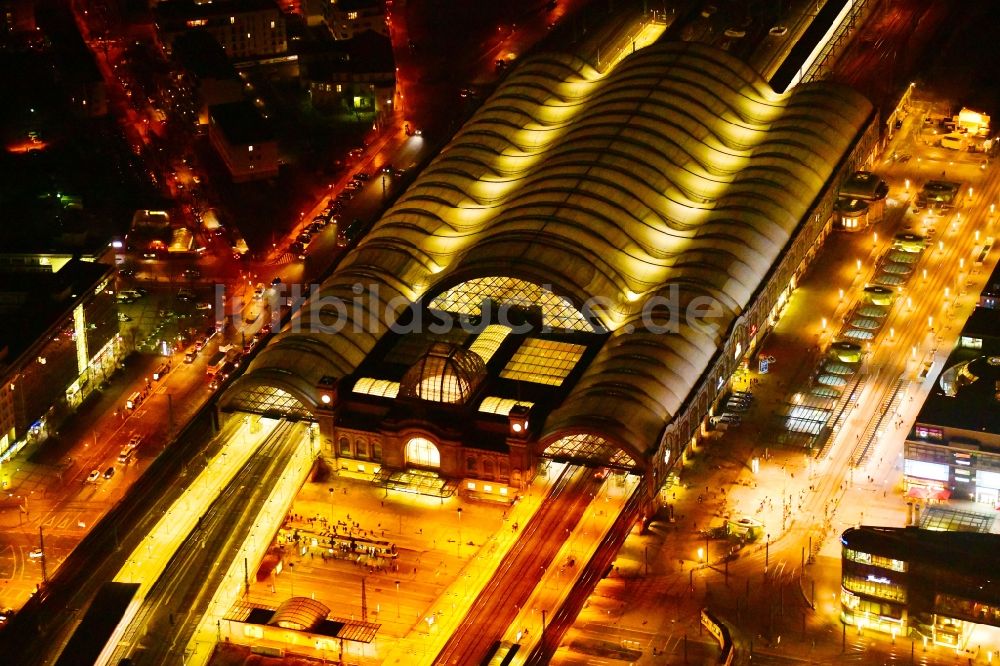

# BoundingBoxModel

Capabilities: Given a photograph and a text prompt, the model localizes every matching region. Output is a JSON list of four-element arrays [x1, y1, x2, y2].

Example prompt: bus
[[206, 351, 227, 375]]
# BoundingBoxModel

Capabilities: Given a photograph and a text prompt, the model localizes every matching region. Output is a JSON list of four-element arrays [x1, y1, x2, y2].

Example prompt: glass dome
[[269, 596, 330, 631], [399, 342, 487, 404]]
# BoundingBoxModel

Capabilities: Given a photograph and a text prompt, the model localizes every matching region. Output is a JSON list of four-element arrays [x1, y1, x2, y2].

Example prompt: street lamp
[[765, 533, 770, 573], [456, 507, 463, 557]]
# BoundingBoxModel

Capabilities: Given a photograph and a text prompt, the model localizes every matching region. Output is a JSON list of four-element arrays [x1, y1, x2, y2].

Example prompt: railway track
[[433, 465, 595, 666], [103, 420, 301, 666]]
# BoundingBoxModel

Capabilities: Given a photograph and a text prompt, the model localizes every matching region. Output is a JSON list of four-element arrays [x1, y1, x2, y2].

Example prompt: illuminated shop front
[[841, 527, 1000, 647]]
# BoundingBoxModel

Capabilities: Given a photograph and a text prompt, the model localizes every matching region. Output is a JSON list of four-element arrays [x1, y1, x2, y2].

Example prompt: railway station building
[[221, 41, 878, 508]]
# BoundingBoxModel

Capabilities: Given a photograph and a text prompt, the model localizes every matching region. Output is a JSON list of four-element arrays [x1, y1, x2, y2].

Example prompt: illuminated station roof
[[226, 41, 871, 463]]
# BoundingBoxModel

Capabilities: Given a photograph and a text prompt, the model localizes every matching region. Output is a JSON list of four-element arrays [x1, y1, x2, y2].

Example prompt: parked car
[[86, 469, 101, 483], [296, 232, 312, 245], [103, 466, 115, 479], [353, 171, 371, 181]]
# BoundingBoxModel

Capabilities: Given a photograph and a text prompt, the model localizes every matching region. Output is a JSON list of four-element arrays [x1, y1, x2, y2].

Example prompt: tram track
[[433, 465, 595, 666]]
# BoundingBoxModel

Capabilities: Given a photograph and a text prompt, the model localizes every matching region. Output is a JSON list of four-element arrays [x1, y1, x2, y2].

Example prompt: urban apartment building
[[171, 29, 245, 125], [0, 260, 120, 480], [208, 101, 279, 182], [301, 30, 395, 121], [841, 526, 1000, 647], [318, 0, 386, 40], [155, 0, 288, 60]]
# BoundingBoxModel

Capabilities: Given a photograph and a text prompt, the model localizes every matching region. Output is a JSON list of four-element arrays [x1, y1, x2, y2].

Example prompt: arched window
[[429, 276, 595, 332], [338, 436, 351, 456], [356, 439, 369, 459], [405, 437, 440, 468], [466, 456, 477, 473], [483, 459, 495, 479]]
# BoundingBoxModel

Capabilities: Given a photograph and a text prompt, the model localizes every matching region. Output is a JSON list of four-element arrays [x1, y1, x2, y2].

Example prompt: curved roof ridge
[[225, 41, 873, 457]]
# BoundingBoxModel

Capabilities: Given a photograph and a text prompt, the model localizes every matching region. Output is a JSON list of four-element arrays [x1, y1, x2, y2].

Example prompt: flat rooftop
[[839, 171, 888, 200], [156, 0, 279, 22], [0, 259, 114, 358], [172, 29, 239, 81], [843, 526, 1000, 583], [209, 101, 274, 145], [981, 260, 1000, 300], [915, 346, 1000, 438]]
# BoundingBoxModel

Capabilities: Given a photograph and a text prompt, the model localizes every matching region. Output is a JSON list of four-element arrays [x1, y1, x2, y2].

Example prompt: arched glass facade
[[405, 437, 441, 468]]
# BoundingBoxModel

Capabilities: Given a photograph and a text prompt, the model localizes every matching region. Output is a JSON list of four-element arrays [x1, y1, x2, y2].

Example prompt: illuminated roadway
[[105, 421, 303, 665], [432, 465, 595, 666]]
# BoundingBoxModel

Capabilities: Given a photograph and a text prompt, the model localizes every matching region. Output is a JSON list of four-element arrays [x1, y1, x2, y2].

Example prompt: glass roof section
[[543, 433, 636, 469], [478, 396, 534, 415], [353, 377, 400, 399], [468, 325, 512, 364], [385, 328, 472, 366], [430, 276, 595, 332], [226, 385, 312, 420], [400, 342, 487, 403], [269, 597, 330, 631], [500, 338, 586, 386]]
